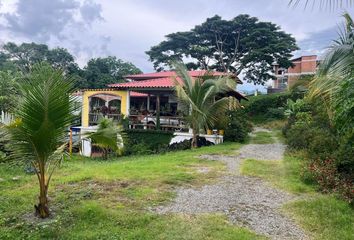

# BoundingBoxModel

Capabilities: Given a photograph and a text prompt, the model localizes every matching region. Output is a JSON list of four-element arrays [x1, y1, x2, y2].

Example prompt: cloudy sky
[[0, 0, 353, 91]]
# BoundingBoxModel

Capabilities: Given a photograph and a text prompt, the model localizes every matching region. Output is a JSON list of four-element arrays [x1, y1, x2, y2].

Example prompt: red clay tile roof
[[125, 70, 242, 83], [108, 77, 180, 89]]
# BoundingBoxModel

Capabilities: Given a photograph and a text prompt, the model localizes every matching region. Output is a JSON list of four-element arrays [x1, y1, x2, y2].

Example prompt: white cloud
[[0, 0, 353, 75]]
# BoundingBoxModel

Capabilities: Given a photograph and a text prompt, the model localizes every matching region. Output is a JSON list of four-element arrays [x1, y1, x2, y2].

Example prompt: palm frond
[[289, 0, 354, 10], [5, 63, 76, 164]]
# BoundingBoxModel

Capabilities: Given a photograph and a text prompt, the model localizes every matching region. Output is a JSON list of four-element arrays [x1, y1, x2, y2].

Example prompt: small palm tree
[[174, 63, 237, 148], [3, 63, 76, 218], [87, 118, 124, 159]]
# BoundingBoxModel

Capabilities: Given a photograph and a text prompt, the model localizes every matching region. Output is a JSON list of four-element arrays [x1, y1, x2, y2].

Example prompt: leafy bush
[[244, 93, 291, 117], [265, 107, 285, 120], [284, 97, 353, 204], [224, 110, 252, 142], [285, 123, 313, 150], [308, 158, 353, 205], [334, 132, 354, 177], [124, 129, 173, 155], [307, 128, 338, 160]]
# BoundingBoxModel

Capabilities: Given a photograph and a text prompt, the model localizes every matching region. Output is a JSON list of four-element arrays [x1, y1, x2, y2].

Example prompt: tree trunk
[[191, 128, 198, 148], [35, 162, 49, 218]]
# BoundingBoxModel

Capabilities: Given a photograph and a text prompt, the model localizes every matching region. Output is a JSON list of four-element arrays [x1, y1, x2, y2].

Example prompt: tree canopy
[[146, 15, 298, 85], [0, 42, 142, 89], [1, 42, 76, 73], [82, 56, 142, 89]]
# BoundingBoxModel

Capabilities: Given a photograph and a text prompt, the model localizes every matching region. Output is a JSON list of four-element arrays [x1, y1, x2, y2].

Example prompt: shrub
[[265, 107, 285, 120], [224, 110, 252, 142], [124, 129, 173, 155], [285, 123, 313, 150], [307, 130, 338, 160], [309, 158, 353, 205], [335, 132, 354, 177], [244, 93, 291, 117]]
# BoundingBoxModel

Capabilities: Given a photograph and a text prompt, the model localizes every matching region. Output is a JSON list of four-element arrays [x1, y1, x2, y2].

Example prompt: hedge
[[123, 129, 174, 155]]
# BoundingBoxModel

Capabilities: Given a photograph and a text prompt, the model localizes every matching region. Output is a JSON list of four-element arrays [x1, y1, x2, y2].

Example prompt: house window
[[279, 76, 288, 88]]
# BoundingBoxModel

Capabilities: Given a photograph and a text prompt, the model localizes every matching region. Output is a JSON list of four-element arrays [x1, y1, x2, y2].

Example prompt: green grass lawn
[[241, 151, 354, 240], [250, 131, 275, 144], [0, 142, 264, 240]]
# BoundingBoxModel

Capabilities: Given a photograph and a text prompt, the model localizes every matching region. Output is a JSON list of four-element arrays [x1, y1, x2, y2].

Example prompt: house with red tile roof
[[79, 70, 246, 130]]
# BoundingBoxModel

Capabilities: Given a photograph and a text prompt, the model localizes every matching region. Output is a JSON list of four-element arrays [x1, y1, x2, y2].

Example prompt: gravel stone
[[153, 128, 308, 240]]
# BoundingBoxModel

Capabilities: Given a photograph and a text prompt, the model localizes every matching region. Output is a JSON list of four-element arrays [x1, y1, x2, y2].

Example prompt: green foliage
[[146, 14, 298, 85], [265, 107, 285, 120], [174, 62, 235, 147], [285, 123, 313, 150], [124, 129, 173, 155], [244, 93, 292, 122], [2, 63, 76, 217], [0, 71, 20, 113], [83, 56, 142, 88], [224, 110, 252, 142], [333, 77, 354, 134], [87, 118, 124, 159], [0, 42, 143, 90], [241, 146, 353, 239], [1, 42, 76, 72], [1, 142, 259, 239], [282, 14, 354, 204]]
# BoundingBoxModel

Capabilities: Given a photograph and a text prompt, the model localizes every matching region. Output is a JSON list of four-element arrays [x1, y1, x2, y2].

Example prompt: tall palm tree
[[3, 63, 76, 218], [309, 13, 353, 124], [87, 118, 124, 159], [174, 63, 237, 148]]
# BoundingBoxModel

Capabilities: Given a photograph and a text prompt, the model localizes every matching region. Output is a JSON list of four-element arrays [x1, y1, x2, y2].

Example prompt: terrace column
[[147, 94, 151, 111], [156, 94, 160, 130]]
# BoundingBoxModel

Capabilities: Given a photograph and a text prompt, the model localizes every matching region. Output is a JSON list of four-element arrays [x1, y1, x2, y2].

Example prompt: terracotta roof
[[125, 70, 242, 84], [108, 77, 180, 89]]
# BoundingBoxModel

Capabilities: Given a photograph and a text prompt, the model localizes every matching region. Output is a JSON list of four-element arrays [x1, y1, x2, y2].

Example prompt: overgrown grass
[[0, 142, 264, 239], [250, 131, 275, 144], [240, 150, 354, 239], [285, 196, 354, 240], [241, 152, 314, 193]]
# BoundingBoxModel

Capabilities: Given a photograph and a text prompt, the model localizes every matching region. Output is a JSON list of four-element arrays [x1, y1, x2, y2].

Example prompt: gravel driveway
[[154, 130, 308, 240]]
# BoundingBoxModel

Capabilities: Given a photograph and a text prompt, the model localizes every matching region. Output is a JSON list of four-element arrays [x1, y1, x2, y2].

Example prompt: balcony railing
[[89, 113, 122, 125], [129, 114, 186, 131]]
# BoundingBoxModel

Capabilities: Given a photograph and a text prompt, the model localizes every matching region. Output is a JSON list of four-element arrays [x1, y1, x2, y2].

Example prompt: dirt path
[[154, 129, 308, 240]]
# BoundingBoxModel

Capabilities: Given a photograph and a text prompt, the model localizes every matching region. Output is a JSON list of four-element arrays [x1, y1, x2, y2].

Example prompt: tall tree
[[174, 63, 237, 148], [3, 63, 76, 218], [146, 15, 298, 85], [83, 56, 142, 88], [0, 71, 20, 113], [1, 42, 76, 73]]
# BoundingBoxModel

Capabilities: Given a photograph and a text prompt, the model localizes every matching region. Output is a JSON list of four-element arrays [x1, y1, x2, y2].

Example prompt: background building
[[268, 55, 318, 93]]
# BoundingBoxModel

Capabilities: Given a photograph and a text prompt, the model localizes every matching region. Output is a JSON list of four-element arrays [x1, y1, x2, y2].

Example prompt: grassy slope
[[0, 142, 264, 240], [241, 151, 354, 240]]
